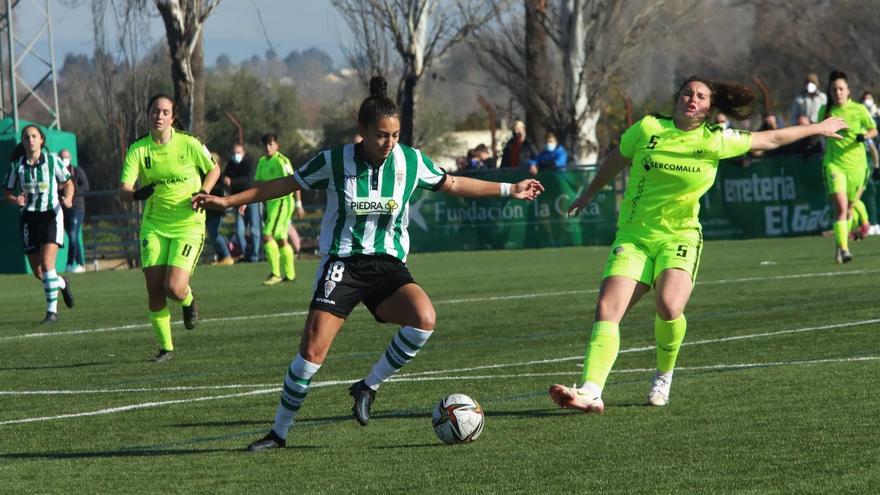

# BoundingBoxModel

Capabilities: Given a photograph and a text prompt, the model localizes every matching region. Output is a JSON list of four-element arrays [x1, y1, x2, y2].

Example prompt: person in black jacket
[[500, 120, 537, 169], [223, 143, 261, 262], [59, 149, 88, 273]]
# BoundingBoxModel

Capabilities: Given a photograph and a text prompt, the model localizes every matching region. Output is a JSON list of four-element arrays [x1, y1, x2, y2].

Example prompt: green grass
[[1, 236, 879, 494]]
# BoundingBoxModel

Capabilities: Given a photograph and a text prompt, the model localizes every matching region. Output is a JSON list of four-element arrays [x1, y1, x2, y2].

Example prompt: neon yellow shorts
[[824, 163, 867, 201], [262, 197, 293, 239], [602, 229, 703, 286], [140, 228, 204, 273]]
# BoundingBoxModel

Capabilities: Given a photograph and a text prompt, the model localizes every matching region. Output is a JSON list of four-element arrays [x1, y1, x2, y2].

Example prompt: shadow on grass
[[0, 361, 116, 371]]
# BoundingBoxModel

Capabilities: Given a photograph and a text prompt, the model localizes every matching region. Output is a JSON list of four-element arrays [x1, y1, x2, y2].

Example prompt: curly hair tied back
[[676, 76, 756, 121]]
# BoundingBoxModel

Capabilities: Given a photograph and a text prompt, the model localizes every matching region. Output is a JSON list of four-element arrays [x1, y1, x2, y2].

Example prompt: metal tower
[[0, 0, 61, 133]]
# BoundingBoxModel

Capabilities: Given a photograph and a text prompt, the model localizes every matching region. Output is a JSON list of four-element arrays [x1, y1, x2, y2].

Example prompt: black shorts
[[21, 210, 64, 254], [310, 254, 416, 322]]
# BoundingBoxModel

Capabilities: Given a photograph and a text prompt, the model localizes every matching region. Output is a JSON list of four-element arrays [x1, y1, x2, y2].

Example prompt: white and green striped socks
[[364, 326, 433, 390], [273, 353, 321, 440], [42, 270, 65, 313]]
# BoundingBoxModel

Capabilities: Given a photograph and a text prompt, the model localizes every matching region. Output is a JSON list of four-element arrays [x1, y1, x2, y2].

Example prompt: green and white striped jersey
[[294, 143, 446, 261], [4, 151, 71, 213]]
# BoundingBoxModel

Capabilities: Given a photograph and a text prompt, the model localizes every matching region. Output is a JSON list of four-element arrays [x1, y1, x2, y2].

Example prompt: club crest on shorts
[[613, 246, 625, 255], [323, 280, 336, 299]]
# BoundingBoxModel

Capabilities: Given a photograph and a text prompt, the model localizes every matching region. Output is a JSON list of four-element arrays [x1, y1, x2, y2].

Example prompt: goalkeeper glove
[[856, 134, 866, 143]]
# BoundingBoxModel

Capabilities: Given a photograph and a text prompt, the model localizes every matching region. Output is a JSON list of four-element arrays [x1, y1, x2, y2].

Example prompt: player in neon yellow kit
[[549, 77, 847, 413], [120, 94, 220, 363], [818, 71, 878, 262], [255, 133, 301, 285]]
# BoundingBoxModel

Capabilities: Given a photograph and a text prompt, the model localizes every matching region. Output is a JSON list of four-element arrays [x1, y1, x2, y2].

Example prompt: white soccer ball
[[431, 393, 485, 444]]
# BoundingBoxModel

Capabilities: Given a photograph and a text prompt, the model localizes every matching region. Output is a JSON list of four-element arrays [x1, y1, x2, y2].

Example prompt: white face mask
[[60, 158, 70, 167], [864, 98, 875, 109], [545, 142, 557, 152], [806, 82, 818, 94], [232, 152, 243, 163]]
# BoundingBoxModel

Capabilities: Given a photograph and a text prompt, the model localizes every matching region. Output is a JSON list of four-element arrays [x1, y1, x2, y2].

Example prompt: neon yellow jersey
[[255, 151, 295, 208], [618, 115, 752, 235], [121, 129, 215, 231], [819, 100, 876, 171]]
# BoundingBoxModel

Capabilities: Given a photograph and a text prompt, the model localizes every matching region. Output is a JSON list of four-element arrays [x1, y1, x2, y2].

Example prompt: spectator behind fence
[[529, 132, 568, 175], [224, 143, 261, 262], [713, 112, 730, 129], [462, 143, 495, 171], [500, 120, 536, 168], [207, 152, 233, 266], [790, 73, 827, 124], [59, 148, 88, 273]]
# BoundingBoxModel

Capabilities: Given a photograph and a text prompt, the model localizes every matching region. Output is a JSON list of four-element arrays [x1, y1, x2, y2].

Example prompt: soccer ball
[[431, 393, 485, 444]]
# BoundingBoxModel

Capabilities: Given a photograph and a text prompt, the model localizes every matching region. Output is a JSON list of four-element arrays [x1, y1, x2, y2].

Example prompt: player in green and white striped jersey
[[194, 76, 544, 451], [3, 124, 76, 323]]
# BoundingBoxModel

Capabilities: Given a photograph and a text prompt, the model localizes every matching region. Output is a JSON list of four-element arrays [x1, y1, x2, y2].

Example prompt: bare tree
[[334, 0, 392, 89], [333, 0, 506, 146], [473, 0, 718, 163], [154, 0, 221, 134]]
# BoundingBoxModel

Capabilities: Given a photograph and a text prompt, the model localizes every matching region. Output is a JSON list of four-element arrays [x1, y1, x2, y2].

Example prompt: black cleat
[[60, 277, 74, 308], [182, 294, 198, 330], [246, 430, 286, 452], [349, 380, 376, 426], [41, 312, 58, 324], [152, 349, 175, 363]]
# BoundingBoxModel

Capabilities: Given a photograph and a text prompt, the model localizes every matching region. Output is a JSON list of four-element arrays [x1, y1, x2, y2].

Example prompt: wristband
[[500, 182, 512, 197]]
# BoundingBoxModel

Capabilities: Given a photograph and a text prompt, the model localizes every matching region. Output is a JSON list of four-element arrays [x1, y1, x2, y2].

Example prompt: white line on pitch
[[1, 268, 875, 341], [1, 355, 875, 425]]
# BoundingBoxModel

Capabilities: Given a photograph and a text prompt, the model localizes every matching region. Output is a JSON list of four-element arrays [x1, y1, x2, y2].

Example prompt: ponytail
[[675, 76, 756, 121]]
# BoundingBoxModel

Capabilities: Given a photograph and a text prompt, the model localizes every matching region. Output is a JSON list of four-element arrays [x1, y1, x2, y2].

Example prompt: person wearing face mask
[[818, 71, 878, 262], [223, 143, 261, 263], [552, 76, 846, 415], [500, 120, 537, 168], [193, 76, 544, 451], [58, 148, 89, 273], [528, 132, 569, 175], [790, 73, 828, 124]]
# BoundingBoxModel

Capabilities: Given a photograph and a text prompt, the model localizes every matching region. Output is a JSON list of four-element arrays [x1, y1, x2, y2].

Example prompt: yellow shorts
[[262, 197, 293, 239], [140, 228, 204, 273], [602, 229, 703, 286], [824, 163, 867, 201]]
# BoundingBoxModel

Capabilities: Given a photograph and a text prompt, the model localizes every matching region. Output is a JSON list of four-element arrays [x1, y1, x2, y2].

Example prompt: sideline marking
[[1, 268, 875, 341], [1, 354, 875, 425]]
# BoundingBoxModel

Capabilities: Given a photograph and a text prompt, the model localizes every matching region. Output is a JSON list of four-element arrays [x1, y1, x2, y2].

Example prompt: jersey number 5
[[647, 135, 660, 150], [676, 245, 688, 258]]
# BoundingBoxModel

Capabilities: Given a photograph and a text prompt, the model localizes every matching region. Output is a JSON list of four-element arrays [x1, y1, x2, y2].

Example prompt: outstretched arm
[[568, 148, 630, 216], [193, 175, 301, 210], [750, 117, 847, 151], [438, 174, 544, 200]]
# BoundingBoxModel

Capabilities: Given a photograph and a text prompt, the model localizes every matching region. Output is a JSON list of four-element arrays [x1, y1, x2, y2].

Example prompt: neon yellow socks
[[580, 321, 620, 391], [655, 314, 687, 373], [150, 307, 173, 351], [853, 200, 869, 228], [279, 244, 295, 280], [264, 238, 280, 277], [833, 220, 849, 250]]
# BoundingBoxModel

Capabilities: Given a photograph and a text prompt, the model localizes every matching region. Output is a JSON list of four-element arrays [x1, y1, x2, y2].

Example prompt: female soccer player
[[254, 133, 298, 285], [119, 93, 220, 363], [194, 76, 544, 451], [549, 76, 847, 413], [818, 71, 877, 260], [3, 125, 75, 323]]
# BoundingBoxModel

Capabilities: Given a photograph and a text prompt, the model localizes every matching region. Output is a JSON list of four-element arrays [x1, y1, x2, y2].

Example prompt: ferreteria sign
[[407, 169, 617, 252], [700, 153, 833, 239]]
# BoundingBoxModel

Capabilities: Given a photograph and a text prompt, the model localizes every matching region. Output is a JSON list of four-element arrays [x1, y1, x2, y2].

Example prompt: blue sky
[[42, 1, 347, 67]]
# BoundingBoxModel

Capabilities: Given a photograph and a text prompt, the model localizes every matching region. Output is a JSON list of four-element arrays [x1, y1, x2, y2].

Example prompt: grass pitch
[[1, 236, 878, 494]]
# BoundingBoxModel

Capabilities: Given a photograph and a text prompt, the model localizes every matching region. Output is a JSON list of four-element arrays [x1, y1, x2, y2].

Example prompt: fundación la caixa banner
[[405, 153, 856, 253]]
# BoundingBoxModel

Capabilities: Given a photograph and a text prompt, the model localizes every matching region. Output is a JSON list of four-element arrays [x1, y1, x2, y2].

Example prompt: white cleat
[[646, 371, 673, 407], [549, 384, 605, 413]]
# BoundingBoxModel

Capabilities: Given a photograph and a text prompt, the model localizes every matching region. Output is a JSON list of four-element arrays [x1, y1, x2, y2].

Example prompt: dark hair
[[357, 76, 399, 127], [147, 93, 175, 115], [824, 70, 848, 120], [675, 76, 756, 121], [10, 124, 47, 161], [260, 133, 279, 146], [474, 143, 489, 154]]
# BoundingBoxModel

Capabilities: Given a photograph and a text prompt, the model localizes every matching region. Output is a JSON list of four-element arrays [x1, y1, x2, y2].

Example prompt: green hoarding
[[407, 169, 617, 253]]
